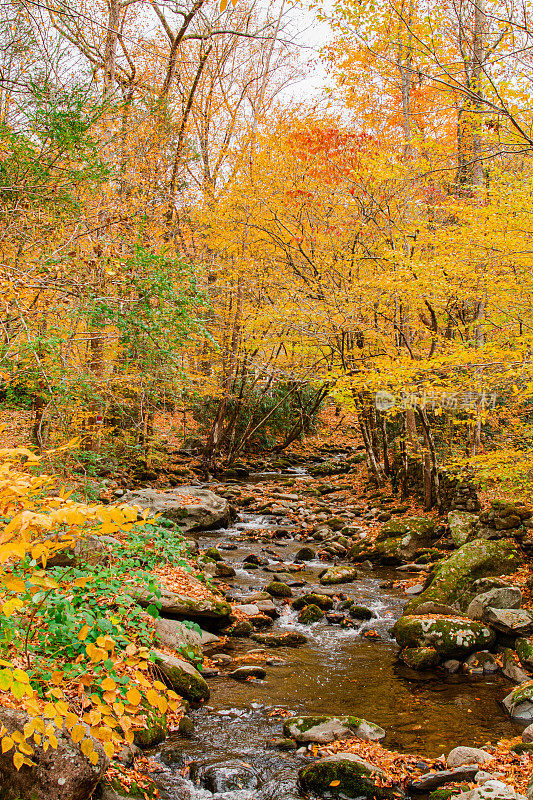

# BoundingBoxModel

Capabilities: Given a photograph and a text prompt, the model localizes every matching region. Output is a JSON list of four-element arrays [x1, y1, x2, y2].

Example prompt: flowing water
[[152, 490, 524, 800]]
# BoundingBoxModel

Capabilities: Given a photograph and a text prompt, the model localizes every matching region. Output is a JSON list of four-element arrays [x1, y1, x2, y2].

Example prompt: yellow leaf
[[13, 751, 24, 770], [70, 725, 85, 744], [126, 688, 141, 706], [330, 780, 340, 786], [77, 625, 89, 642], [80, 738, 94, 757], [88, 750, 98, 765], [100, 677, 116, 692], [1, 736, 13, 753]]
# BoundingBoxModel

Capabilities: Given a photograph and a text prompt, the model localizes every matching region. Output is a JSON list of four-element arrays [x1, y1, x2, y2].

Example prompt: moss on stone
[[298, 603, 324, 624], [298, 756, 395, 799], [266, 581, 292, 598], [292, 593, 334, 611], [392, 615, 495, 657]]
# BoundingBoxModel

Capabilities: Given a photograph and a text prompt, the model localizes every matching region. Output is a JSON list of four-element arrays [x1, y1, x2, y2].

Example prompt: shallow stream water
[[152, 484, 524, 800]]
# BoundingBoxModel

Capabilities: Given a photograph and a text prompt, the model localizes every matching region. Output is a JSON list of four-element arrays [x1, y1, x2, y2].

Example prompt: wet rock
[[409, 766, 480, 792], [135, 585, 231, 626], [298, 603, 324, 624], [284, 715, 385, 743], [501, 648, 531, 683], [392, 615, 495, 658], [467, 587, 522, 620], [205, 547, 223, 561], [443, 659, 461, 673], [292, 593, 334, 611], [178, 716, 195, 737], [121, 486, 231, 532], [153, 650, 210, 703], [503, 682, 533, 721], [227, 620, 254, 636], [295, 546, 316, 563], [320, 565, 359, 585], [516, 637, 533, 668], [270, 737, 298, 750], [133, 704, 168, 749], [399, 646, 439, 669], [298, 753, 395, 799], [266, 581, 292, 598], [447, 746, 491, 768], [228, 666, 266, 680], [405, 539, 522, 614], [448, 510, 478, 546], [0, 707, 109, 800], [251, 632, 307, 647], [349, 605, 375, 621], [201, 761, 258, 793], [484, 608, 533, 635], [464, 651, 499, 675], [216, 562, 237, 578], [249, 613, 274, 628]]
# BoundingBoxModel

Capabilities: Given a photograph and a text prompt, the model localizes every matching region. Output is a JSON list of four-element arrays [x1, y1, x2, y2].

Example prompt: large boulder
[[298, 753, 396, 799], [484, 608, 533, 636], [152, 617, 219, 658], [357, 517, 439, 564], [134, 585, 231, 626], [392, 615, 495, 659], [448, 511, 478, 547], [0, 707, 109, 800], [153, 650, 209, 703], [467, 587, 522, 620], [283, 715, 385, 744], [405, 539, 522, 614], [121, 487, 231, 532]]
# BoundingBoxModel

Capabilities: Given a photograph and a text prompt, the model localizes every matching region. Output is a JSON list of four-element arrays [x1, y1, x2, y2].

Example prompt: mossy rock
[[298, 753, 395, 799], [399, 646, 439, 670], [204, 547, 223, 561], [153, 650, 209, 704], [133, 705, 168, 749], [349, 605, 375, 621], [320, 565, 359, 585], [428, 787, 469, 800], [266, 581, 292, 598], [251, 631, 307, 647], [283, 715, 385, 743], [378, 516, 437, 541], [298, 603, 324, 624], [448, 511, 478, 547], [392, 616, 495, 658], [516, 637, 533, 668], [510, 742, 533, 754], [292, 593, 334, 611], [405, 538, 522, 614]]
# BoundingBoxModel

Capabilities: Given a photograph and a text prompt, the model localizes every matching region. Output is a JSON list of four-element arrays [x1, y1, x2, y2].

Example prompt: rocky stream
[[115, 450, 533, 800]]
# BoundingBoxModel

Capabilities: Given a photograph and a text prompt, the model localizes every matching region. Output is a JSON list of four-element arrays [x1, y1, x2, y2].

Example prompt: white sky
[[279, 0, 336, 101]]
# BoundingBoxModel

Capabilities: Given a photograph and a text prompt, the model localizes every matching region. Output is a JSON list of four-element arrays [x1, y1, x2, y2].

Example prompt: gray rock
[[121, 486, 231, 532], [455, 780, 525, 800], [484, 608, 533, 635], [153, 650, 209, 703], [0, 707, 109, 800], [501, 649, 531, 684], [283, 715, 385, 744], [448, 511, 478, 546], [228, 666, 266, 680], [409, 765, 479, 792], [320, 565, 358, 585], [134, 585, 231, 624], [503, 682, 533, 721], [447, 746, 491, 768], [152, 616, 218, 656], [235, 604, 260, 615], [523, 723, 533, 742], [467, 587, 522, 620]]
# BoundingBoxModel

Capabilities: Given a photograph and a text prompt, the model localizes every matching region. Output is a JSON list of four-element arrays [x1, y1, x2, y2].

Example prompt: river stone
[[134, 585, 231, 625], [201, 761, 258, 793], [503, 682, 533, 721], [266, 581, 292, 598], [235, 604, 260, 615], [522, 723, 533, 742], [320, 565, 358, 585], [298, 753, 395, 799], [228, 666, 266, 680], [298, 603, 324, 624], [152, 617, 218, 657], [153, 650, 209, 703], [392, 615, 495, 658], [400, 646, 439, 669], [292, 593, 334, 611], [227, 620, 254, 636], [409, 766, 481, 793], [516, 638, 533, 668], [349, 605, 375, 621], [295, 546, 316, 561], [447, 747, 491, 768], [484, 608, 533, 635], [251, 632, 307, 647], [121, 487, 231, 532], [501, 648, 531, 684], [467, 587, 522, 620], [405, 539, 522, 614], [284, 715, 385, 743], [454, 781, 525, 800], [0, 707, 109, 800]]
